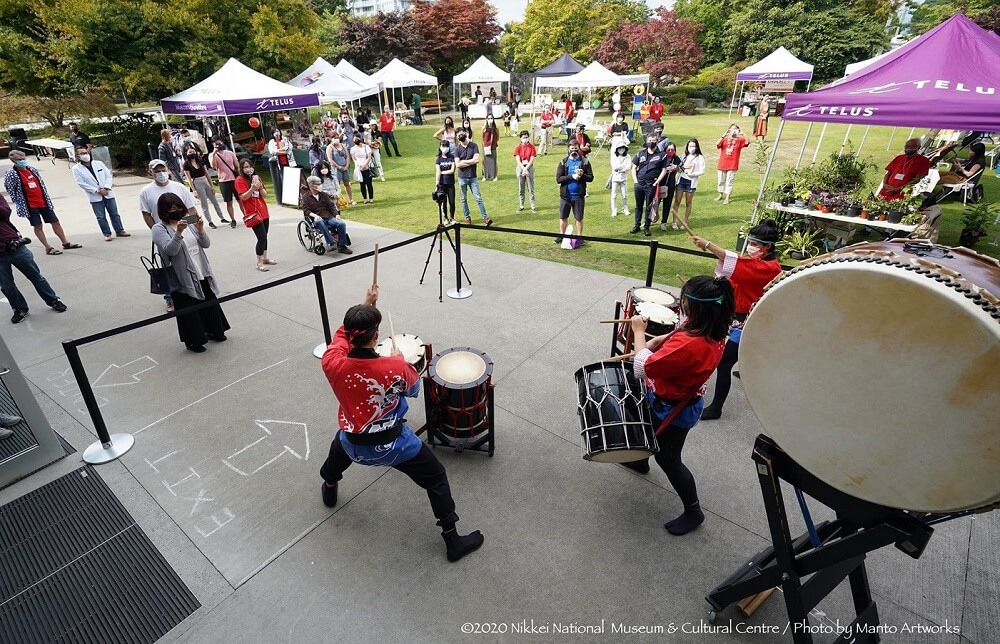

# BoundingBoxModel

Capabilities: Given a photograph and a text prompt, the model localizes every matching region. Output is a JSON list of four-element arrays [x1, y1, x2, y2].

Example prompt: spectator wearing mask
[[609, 143, 631, 218], [234, 158, 275, 271], [379, 106, 400, 157], [183, 147, 223, 228], [350, 135, 375, 204], [648, 96, 664, 123], [714, 124, 748, 205], [877, 138, 930, 201], [4, 151, 82, 255], [658, 143, 681, 231], [482, 115, 500, 181], [574, 123, 592, 157], [309, 137, 325, 169], [630, 134, 668, 237], [538, 106, 555, 156], [301, 176, 353, 255], [435, 142, 457, 223], [326, 139, 355, 205], [454, 128, 492, 226], [0, 192, 67, 324], [313, 161, 340, 199], [139, 159, 198, 312], [71, 145, 130, 241], [555, 140, 594, 245], [267, 131, 292, 167], [513, 130, 537, 213], [670, 139, 706, 231], [209, 139, 240, 228], [158, 129, 184, 183], [610, 113, 630, 150], [433, 116, 457, 154], [67, 122, 91, 160]]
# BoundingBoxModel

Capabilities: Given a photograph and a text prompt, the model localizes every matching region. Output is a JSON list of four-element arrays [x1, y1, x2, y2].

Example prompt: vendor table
[[24, 138, 76, 164], [766, 202, 916, 240]]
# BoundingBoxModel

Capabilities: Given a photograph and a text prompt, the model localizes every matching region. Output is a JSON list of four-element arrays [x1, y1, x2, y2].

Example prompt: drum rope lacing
[[762, 250, 1000, 323]]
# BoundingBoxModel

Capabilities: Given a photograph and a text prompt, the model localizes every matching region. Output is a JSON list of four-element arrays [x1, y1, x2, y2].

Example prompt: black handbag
[[142, 243, 180, 295]]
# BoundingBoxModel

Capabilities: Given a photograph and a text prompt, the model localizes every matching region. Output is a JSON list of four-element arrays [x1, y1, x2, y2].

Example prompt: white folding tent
[[453, 56, 510, 109], [729, 47, 814, 117], [369, 58, 441, 120], [289, 57, 380, 103], [533, 61, 649, 119]]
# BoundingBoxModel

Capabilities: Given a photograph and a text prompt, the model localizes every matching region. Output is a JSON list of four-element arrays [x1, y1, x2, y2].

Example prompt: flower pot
[[793, 200, 805, 208], [959, 228, 985, 248], [878, 214, 888, 221], [816, 204, 829, 213], [789, 250, 805, 261], [859, 209, 869, 220], [886, 209, 905, 224], [846, 206, 861, 218]]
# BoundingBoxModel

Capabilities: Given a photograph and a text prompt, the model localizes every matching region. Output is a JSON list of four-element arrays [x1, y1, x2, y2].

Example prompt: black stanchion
[[312, 265, 333, 358], [447, 224, 472, 299], [645, 240, 659, 287], [63, 341, 134, 464]]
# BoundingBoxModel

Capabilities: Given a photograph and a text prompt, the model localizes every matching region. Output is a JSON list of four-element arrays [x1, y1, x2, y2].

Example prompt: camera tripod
[[420, 195, 472, 301]]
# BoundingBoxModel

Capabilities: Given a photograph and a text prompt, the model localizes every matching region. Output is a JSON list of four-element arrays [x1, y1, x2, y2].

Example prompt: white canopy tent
[[370, 58, 441, 121], [729, 47, 814, 117], [532, 61, 649, 120], [289, 57, 380, 103], [453, 56, 510, 109]]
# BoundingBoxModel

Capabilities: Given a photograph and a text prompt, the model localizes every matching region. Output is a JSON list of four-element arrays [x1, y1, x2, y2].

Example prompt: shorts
[[219, 181, 235, 203], [676, 177, 696, 193], [559, 196, 585, 221], [27, 207, 58, 226], [336, 169, 350, 182]]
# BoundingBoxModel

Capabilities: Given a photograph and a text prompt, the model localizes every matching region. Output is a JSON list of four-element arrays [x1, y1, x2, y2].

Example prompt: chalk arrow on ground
[[222, 420, 310, 477], [91, 356, 159, 388]]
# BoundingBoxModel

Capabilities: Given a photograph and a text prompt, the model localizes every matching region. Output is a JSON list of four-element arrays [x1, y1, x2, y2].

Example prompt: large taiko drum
[[575, 361, 658, 462], [427, 348, 493, 438], [740, 240, 1000, 512], [375, 333, 428, 374]]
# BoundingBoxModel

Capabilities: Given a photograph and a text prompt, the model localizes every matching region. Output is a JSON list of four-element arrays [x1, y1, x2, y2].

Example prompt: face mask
[[688, 146, 697, 154], [647, 143, 656, 150], [183, 136, 191, 142], [79, 154, 91, 163], [244, 168, 254, 176], [14, 160, 27, 168], [521, 138, 529, 144], [748, 244, 768, 259], [440, 147, 450, 153], [214, 146, 222, 151], [904, 149, 917, 156], [458, 135, 467, 142], [188, 153, 197, 158], [166, 210, 185, 222], [354, 139, 362, 145], [321, 169, 329, 175], [569, 151, 579, 158], [154, 171, 169, 183], [666, 150, 675, 157]]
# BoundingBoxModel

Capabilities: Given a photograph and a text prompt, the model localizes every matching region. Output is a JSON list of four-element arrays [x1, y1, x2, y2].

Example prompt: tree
[[335, 11, 430, 74], [593, 9, 703, 81], [674, 0, 736, 65], [910, 0, 999, 35], [242, 1, 324, 80], [0, 92, 117, 129], [411, 0, 502, 80], [500, 0, 651, 72], [723, 1, 891, 81]]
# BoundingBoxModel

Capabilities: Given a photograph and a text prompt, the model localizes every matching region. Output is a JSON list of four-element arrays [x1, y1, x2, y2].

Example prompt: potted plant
[[958, 201, 995, 248], [867, 195, 894, 221], [847, 187, 869, 217], [776, 228, 824, 261], [886, 199, 907, 224]]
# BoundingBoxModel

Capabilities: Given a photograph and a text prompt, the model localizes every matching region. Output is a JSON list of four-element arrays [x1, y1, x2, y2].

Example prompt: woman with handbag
[[151, 193, 229, 353], [234, 159, 276, 272], [350, 135, 374, 204]]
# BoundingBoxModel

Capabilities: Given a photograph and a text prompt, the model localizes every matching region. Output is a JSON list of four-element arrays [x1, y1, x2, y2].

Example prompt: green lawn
[[296, 112, 1000, 284]]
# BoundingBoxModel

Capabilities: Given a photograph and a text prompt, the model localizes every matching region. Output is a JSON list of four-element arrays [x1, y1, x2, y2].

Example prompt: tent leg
[[751, 118, 785, 227], [886, 126, 897, 151], [436, 85, 442, 124], [856, 125, 871, 156], [838, 124, 853, 156], [728, 81, 739, 119], [812, 123, 828, 164], [796, 122, 813, 168], [225, 115, 235, 154]]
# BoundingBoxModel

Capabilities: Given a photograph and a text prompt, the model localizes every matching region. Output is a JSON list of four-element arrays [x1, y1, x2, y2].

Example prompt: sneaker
[[484, 218, 493, 227], [518, 206, 525, 212], [208, 222, 217, 229], [643, 228, 651, 237], [531, 208, 537, 213], [230, 220, 237, 229], [671, 223, 680, 230], [629, 227, 640, 234], [661, 223, 667, 231], [50, 300, 67, 313], [611, 212, 618, 217], [338, 246, 353, 254], [321, 482, 338, 508], [219, 218, 230, 224]]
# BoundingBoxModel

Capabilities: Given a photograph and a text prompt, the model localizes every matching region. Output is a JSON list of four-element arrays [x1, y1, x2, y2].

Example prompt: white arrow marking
[[92, 356, 159, 388], [222, 420, 310, 476]]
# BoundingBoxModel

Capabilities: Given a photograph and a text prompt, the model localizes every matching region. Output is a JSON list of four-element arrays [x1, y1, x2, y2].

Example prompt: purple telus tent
[[728, 47, 814, 117], [783, 14, 1000, 131]]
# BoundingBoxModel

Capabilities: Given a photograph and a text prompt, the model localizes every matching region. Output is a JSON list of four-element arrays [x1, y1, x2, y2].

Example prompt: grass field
[[285, 111, 999, 284]]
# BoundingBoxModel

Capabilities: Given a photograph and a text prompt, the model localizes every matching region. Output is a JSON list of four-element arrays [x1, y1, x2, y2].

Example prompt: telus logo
[[850, 80, 996, 95]]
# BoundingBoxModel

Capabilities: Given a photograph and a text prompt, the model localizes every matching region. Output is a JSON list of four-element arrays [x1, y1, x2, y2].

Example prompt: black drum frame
[[420, 381, 495, 456], [706, 435, 945, 643]]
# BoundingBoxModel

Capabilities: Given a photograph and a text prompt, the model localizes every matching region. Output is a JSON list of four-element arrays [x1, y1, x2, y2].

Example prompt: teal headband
[[747, 236, 774, 245], [683, 293, 723, 305]]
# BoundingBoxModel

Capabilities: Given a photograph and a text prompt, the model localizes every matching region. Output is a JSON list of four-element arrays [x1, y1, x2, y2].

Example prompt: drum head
[[631, 287, 675, 307], [375, 333, 424, 364], [634, 301, 678, 326], [430, 348, 493, 388], [589, 448, 655, 463], [741, 249, 1000, 512]]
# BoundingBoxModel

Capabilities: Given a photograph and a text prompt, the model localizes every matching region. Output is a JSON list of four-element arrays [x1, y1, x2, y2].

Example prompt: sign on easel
[[281, 166, 303, 206]]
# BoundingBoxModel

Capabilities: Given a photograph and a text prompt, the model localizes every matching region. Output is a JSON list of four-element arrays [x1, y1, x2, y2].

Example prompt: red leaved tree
[[411, 0, 502, 81], [593, 8, 703, 82], [338, 11, 430, 74]]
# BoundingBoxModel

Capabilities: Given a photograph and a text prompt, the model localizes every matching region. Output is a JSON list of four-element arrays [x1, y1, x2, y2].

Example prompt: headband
[[683, 293, 724, 305], [346, 323, 378, 342], [748, 236, 775, 246]]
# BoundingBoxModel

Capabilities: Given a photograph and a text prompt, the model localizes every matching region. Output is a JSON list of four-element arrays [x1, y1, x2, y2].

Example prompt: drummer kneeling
[[627, 276, 735, 535], [319, 285, 484, 561]]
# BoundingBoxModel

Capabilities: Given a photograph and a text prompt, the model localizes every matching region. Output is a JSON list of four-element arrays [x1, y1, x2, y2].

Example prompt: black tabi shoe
[[321, 482, 338, 508], [442, 528, 484, 562], [700, 405, 722, 420]]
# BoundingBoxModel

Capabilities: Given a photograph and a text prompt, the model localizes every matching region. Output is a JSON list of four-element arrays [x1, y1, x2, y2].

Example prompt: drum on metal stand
[[375, 333, 430, 374], [575, 360, 658, 463], [424, 347, 495, 455], [618, 286, 678, 353]]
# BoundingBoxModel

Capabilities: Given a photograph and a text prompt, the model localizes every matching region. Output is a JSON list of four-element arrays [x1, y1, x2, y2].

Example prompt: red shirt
[[564, 99, 575, 122], [540, 112, 554, 128], [482, 128, 498, 149], [729, 256, 782, 314], [322, 327, 418, 433], [649, 103, 664, 121], [716, 135, 749, 171], [17, 168, 46, 208], [878, 153, 930, 201], [644, 331, 726, 400], [379, 112, 395, 132], [234, 175, 269, 221], [513, 143, 537, 163]]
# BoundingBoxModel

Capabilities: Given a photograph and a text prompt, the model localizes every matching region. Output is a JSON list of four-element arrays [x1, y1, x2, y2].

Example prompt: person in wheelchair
[[301, 176, 353, 254]]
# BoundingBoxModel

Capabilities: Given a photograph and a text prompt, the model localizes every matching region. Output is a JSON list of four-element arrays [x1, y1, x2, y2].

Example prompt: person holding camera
[[151, 193, 228, 353], [0, 193, 67, 324], [555, 140, 594, 245], [435, 142, 457, 223], [235, 158, 276, 272], [715, 124, 748, 205]]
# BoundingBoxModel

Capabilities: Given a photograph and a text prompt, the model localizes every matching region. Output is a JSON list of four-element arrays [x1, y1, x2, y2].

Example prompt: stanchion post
[[63, 340, 134, 464], [645, 240, 659, 287], [447, 224, 472, 299], [313, 265, 333, 358]]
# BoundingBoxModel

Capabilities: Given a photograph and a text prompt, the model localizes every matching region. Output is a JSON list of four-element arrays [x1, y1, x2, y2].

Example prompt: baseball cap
[[148, 159, 167, 170]]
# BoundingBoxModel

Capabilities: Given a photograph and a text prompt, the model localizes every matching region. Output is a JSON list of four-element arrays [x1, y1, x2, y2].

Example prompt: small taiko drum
[[427, 348, 494, 438], [620, 287, 678, 345], [634, 301, 679, 338], [375, 333, 429, 374], [575, 361, 657, 462], [740, 240, 1000, 513]]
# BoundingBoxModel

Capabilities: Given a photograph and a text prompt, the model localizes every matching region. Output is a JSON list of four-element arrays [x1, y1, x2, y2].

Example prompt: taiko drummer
[[626, 276, 735, 535], [319, 284, 484, 562]]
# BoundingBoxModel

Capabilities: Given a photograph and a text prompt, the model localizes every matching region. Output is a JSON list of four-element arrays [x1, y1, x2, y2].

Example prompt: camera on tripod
[[431, 189, 447, 204]]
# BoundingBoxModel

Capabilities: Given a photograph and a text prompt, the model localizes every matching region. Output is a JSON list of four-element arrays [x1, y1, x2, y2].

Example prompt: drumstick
[[675, 274, 688, 285], [599, 319, 632, 324], [604, 352, 635, 362], [677, 218, 696, 238], [372, 243, 379, 286], [387, 311, 397, 354]]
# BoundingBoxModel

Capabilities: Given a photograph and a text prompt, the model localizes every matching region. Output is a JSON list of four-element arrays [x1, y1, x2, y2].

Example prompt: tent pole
[[838, 124, 853, 156], [907, 127, 916, 147], [886, 126, 897, 151], [225, 114, 235, 153], [728, 81, 739, 118], [436, 84, 442, 124], [856, 125, 871, 156], [811, 123, 828, 164], [796, 122, 813, 168], [751, 118, 786, 227]]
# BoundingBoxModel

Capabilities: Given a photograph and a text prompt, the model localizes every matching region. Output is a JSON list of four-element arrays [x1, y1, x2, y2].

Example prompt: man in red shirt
[[0, 192, 67, 323], [538, 106, 555, 156], [714, 124, 749, 205], [648, 96, 664, 122], [3, 151, 82, 255], [378, 106, 400, 157], [512, 130, 537, 212], [878, 138, 930, 201], [319, 285, 484, 562]]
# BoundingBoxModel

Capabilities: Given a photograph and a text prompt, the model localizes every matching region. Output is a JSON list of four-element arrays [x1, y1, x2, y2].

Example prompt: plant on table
[[776, 227, 824, 262], [958, 201, 995, 248], [816, 148, 877, 193]]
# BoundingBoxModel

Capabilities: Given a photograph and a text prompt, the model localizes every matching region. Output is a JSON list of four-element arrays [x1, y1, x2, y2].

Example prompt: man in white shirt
[[138, 159, 197, 229], [71, 146, 130, 241]]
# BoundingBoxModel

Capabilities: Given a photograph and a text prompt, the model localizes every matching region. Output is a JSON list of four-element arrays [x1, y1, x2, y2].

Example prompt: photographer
[[714, 124, 748, 205], [435, 142, 456, 223], [0, 193, 67, 324]]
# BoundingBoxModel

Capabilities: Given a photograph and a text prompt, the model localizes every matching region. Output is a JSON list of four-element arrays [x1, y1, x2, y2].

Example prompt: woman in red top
[[628, 275, 735, 535], [648, 96, 664, 122], [481, 115, 499, 181], [234, 158, 275, 272], [690, 219, 781, 420]]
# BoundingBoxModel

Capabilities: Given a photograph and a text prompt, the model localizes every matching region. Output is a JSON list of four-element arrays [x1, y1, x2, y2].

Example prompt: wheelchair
[[297, 215, 328, 255]]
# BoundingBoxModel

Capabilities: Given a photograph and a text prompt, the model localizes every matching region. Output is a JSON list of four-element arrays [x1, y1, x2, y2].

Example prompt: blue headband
[[683, 293, 723, 304], [747, 236, 774, 245]]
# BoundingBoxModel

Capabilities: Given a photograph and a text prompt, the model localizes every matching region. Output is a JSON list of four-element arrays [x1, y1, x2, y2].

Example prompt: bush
[[665, 102, 697, 115], [689, 62, 749, 95], [102, 113, 162, 170], [688, 85, 729, 104]]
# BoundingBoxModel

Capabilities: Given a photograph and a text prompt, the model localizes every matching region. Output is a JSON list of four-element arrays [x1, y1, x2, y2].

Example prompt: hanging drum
[[427, 347, 494, 438], [575, 360, 657, 463], [740, 240, 1000, 513]]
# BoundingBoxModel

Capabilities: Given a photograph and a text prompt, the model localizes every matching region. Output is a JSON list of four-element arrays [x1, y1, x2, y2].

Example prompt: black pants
[[381, 131, 399, 156], [440, 183, 455, 218], [358, 169, 373, 200], [708, 339, 739, 410], [171, 280, 230, 348], [320, 434, 460, 527], [251, 219, 269, 256], [659, 180, 677, 222], [653, 425, 698, 509], [634, 183, 656, 229]]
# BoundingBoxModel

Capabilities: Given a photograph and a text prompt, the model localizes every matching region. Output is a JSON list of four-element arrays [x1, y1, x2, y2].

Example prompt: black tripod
[[420, 194, 471, 302]]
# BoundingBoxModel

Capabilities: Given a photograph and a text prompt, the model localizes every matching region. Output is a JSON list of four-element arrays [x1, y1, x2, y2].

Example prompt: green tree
[[909, 0, 998, 34], [674, 0, 736, 65], [242, 1, 324, 80], [501, 0, 650, 72]]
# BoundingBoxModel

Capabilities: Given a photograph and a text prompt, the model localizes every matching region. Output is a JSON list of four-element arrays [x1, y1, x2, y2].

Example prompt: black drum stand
[[419, 379, 495, 456], [706, 434, 942, 644]]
